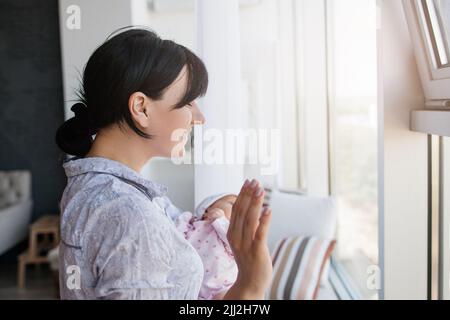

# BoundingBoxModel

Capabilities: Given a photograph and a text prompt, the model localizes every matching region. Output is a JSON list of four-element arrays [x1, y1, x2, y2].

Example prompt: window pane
[[239, 0, 302, 190], [433, 0, 450, 63], [425, 0, 449, 66], [418, 0, 450, 68], [328, 0, 379, 298]]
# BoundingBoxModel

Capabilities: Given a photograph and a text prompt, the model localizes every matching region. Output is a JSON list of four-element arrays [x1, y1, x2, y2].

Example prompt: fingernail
[[262, 207, 271, 215], [254, 187, 264, 197], [243, 179, 250, 187], [250, 179, 258, 188]]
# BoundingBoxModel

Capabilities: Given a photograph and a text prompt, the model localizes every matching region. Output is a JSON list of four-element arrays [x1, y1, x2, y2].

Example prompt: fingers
[[229, 179, 250, 231], [242, 186, 265, 248], [254, 207, 272, 244], [233, 179, 259, 247], [228, 179, 261, 251], [240, 180, 259, 214], [228, 179, 250, 245]]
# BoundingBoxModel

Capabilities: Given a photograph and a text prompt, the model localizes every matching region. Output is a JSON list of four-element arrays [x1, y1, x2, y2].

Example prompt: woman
[[55, 28, 273, 300]]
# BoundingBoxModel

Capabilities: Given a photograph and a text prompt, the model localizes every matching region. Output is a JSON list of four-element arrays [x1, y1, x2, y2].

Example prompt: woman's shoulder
[[60, 172, 172, 247], [61, 156, 169, 213]]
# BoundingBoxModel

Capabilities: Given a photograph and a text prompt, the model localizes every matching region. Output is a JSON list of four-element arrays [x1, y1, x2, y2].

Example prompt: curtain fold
[[194, 0, 245, 204]]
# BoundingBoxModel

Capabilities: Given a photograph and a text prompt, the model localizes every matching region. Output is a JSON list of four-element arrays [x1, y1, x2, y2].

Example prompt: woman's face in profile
[[132, 65, 206, 159]]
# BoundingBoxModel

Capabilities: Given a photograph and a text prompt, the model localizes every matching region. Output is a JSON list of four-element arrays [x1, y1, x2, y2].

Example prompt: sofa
[[266, 188, 362, 300], [0, 171, 33, 256]]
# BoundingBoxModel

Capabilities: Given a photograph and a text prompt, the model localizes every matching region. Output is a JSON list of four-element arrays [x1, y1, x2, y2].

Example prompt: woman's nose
[[190, 101, 206, 125]]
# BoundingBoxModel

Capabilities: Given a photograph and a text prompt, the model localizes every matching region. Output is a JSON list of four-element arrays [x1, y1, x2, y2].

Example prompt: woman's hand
[[223, 179, 273, 300]]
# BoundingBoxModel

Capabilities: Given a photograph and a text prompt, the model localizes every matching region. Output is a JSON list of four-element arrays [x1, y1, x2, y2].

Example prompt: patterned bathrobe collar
[[63, 156, 168, 198]]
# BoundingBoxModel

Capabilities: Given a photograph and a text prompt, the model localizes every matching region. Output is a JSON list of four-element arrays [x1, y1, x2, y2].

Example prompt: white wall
[[58, 0, 133, 119], [131, 0, 195, 50], [379, 0, 428, 300]]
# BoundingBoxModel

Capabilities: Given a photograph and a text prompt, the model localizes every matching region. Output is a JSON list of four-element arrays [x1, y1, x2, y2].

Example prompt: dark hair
[[56, 27, 208, 157]]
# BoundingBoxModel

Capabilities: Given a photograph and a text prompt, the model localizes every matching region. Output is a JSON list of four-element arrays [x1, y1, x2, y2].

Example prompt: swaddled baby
[[175, 194, 238, 300]]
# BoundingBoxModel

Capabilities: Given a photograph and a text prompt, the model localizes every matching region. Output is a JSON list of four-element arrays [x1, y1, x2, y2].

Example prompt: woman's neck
[[85, 125, 153, 173]]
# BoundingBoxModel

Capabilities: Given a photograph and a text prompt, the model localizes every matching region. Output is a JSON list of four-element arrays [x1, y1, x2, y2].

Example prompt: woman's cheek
[[167, 127, 190, 158], [160, 108, 191, 157]]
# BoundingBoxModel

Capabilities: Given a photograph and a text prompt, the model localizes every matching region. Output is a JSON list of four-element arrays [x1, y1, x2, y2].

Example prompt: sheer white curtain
[[194, 0, 244, 204]]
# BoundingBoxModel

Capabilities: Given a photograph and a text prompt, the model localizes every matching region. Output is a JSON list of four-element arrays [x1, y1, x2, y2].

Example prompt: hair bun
[[55, 103, 96, 157], [71, 103, 89, 118]]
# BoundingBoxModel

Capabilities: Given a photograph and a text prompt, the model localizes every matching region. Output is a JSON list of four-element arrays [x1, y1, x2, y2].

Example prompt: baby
[[175, 193, 238, 300]]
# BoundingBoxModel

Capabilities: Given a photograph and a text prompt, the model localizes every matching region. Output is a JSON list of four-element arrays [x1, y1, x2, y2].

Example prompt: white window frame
[[403, 0, 450, 100], [296, 0, 331, 197], [442, 137, 450, 300]]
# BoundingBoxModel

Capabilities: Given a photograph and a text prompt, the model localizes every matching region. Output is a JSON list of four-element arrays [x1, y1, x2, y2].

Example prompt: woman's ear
[[128, 92, 151, 128]]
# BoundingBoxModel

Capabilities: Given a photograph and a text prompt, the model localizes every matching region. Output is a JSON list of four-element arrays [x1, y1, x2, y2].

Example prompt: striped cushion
[[268, 236, 336, 300]]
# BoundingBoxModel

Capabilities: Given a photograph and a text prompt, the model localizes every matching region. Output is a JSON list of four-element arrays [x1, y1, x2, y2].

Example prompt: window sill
[[411, 110, 450, 137]]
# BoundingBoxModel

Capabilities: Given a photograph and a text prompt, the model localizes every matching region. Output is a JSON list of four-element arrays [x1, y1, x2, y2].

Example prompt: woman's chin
[[168, 145, 187, 161]]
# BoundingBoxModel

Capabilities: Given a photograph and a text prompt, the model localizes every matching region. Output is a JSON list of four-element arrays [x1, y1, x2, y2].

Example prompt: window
[[404, 0, 450, 100], [417, 0, 450, 70], [436, 0, 450, 50], [239, 0, 305, 191], [327, 0, 379, 298]]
